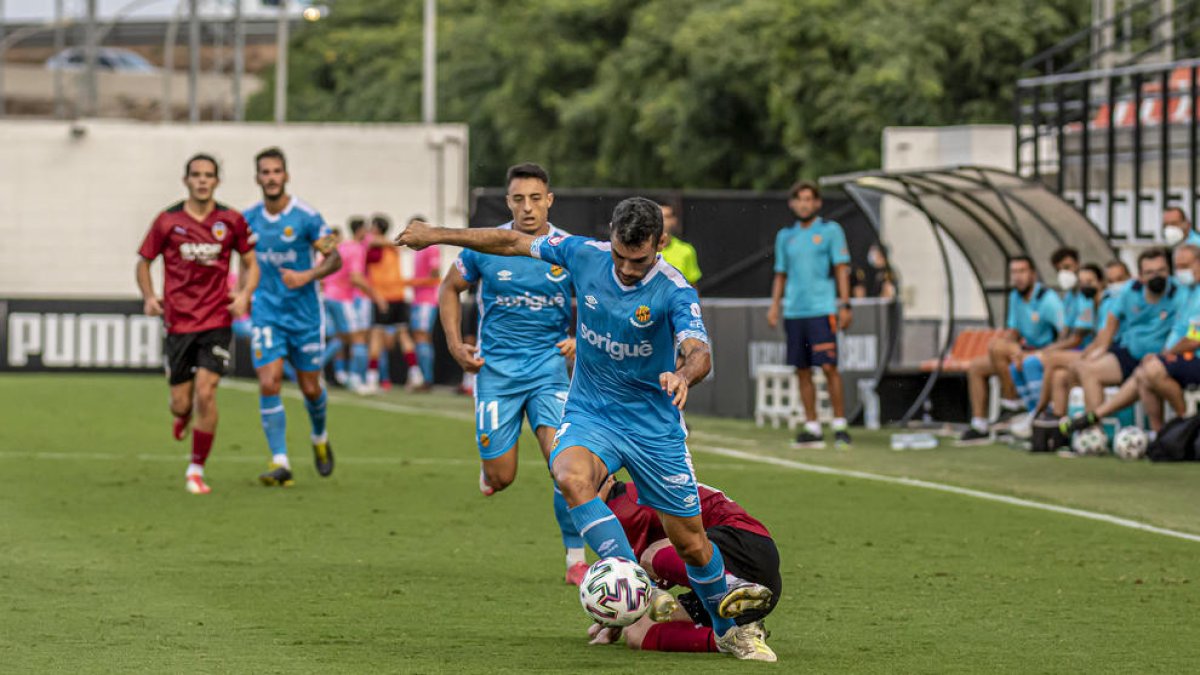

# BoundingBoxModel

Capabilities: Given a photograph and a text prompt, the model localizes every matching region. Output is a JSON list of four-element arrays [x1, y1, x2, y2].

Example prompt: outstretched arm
[[659, 338, 712, 409], [395, 220, 535, 258]]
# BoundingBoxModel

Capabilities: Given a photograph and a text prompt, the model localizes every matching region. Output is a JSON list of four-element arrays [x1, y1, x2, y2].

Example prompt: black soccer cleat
[[1060, 411, 1099, 436], [258, 464, 295, 487], [791, 430, 825, 449], [956, 427, 991, 446], [833, 429, 852, 448], [312, 438, 335, 477]]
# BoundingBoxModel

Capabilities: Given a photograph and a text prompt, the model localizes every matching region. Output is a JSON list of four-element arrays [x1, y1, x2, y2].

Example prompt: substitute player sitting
[[437, 163, 586, 584], [397, 197, 774, 661], [586, 477, 780, 657], [243, 147, 341, 485], [136, 153, 258, 495]]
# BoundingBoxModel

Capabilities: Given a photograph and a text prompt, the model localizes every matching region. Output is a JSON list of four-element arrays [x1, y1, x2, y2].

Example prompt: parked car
[[45, 47, 157, 73]]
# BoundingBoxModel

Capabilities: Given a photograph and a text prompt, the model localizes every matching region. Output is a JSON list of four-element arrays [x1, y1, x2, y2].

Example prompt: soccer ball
[[578, 558, 653, 627], [1071, 425, 1109, 456], [1113, 426, 1149, 460]]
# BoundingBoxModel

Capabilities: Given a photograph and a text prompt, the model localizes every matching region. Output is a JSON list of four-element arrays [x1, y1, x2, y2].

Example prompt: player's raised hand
[[556, 337, 576, 360], [227, 291, 251, 318], [451, 342, 485, 373], [395, 219, 434, 250], [659, 371, 689, 409], [143, 296, 164, 317], [280, 268, 310, 289]]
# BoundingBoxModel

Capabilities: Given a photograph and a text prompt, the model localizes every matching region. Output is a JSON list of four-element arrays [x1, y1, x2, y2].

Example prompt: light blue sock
[[1010, 364, 1028, 409], [350, 343, 369, 381], [259, 394, 287, 458], [553, 486, 585, 551], [323, 337, 343, 367], [333, 357, 346, 378], [685, 542, 736, 636], [1022, 355, 1044, 412], [304, 389, 328, 439], [568, 497, 636, 562], [378, 348, 390, 385], [416, 342, 435, 384]]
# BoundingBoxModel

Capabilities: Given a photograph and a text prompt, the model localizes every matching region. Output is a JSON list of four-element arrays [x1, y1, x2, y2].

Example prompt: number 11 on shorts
[[477, 400, 498, 430]]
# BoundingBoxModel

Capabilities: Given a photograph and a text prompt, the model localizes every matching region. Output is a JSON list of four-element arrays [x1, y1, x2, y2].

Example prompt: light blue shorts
[[475, 386, 567, 461]]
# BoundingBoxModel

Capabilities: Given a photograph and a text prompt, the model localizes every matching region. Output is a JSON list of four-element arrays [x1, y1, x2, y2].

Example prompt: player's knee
[[820, 363, 839, 378], [552, 472, 594, 505], [484, 464, 516, 491], [169, 400, 191, 418], [259, 374, 283, 396], [299, 379, 323, 400]]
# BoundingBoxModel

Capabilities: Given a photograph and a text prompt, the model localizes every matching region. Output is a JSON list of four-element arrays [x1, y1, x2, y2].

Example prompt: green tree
[[249, 0, 1088, 189]]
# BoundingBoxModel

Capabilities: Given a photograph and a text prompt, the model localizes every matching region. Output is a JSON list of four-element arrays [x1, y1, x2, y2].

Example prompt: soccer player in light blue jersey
[[243, 147, 342, 486], [397, 198, 776, 662], [437, 163, 587, 585]]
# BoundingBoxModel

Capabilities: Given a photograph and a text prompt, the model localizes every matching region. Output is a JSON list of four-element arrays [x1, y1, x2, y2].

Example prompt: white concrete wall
[[881, 125, 1015, 320], [0, 119, 469, 298]]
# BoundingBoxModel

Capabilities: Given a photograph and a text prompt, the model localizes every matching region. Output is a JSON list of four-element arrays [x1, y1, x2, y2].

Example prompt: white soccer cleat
[[406, 365, 426, 390], [185, 474, 211, 495], [716, 623, 778, 662]]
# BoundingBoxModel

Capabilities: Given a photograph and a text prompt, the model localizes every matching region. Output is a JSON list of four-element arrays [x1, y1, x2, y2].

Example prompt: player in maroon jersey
[[588, 477, 782, 655], [135, 153, 259, 495]]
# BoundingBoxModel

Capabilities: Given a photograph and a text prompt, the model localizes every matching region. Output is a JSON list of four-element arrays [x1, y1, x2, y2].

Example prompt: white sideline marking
[[82, 378, 1200, 543], [691, 444, 1200, 545]]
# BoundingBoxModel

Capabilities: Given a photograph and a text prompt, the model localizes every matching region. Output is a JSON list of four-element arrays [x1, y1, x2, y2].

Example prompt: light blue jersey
[[774, 218, 850, 319], [1113, 279, 1179, 358], [1187, 229, 1200, 247], [1064, 290, 1098, 347], [1006, 283, 1064, 349], [457, 223, 573, 396], [531, 235, 707, 446], [1097, 288, 1120, 333], [244, 197, 330, 333], [1165, 283, 1198, 348]]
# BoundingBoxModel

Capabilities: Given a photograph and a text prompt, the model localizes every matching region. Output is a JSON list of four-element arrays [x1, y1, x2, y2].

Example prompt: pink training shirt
[[412, 245, 441, 306], [324, 239, 366, 302]]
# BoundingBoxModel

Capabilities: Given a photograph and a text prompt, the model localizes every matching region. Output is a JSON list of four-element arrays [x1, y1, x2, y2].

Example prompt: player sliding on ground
[[243, 147, 342, 486], [438, 163, 587, 584], [136, 153, 259, 495], [397, 197, 776, 662], [586, 477, 781, 656]]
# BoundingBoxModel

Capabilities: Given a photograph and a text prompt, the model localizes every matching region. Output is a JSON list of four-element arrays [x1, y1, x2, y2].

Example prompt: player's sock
[[651, 545, 691, 587], [640, 622, 718, 653], [831, 417, 847, 431], [416, 342, 435, 384], [567, 497, 637, 562], [377, 350, 390, 385], [404, 351, 417, 368], [553, 485, 586, 552], [260, 394, 288, 457], [333, 356, 347, 379], [350, 343, 369, 385], [1009, 364, 1029, 410], [1021, 355, 1045, 412], [304, 389, 328, 439], [272, 453, 291, 470], [190, 429, 214, 472], [1000, 398, 1023, 412], [971, 417, 989, 433], [323, 337, 343, 367], [804, 420, 821, 436], [685, 543, 736, 637]]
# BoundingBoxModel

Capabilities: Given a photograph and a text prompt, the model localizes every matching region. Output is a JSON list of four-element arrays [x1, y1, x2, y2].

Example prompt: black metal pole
[[1134, 72, 1146, 239], [1107, 76, 1119, 240], [1081, 79, 1091, 211], [1161, 68, 1171, 216], [1056, 83, 1067, 195]]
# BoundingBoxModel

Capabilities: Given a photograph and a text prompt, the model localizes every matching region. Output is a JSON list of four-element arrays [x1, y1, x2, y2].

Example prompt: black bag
[[1146, 415, 1200, 462], [1031, 416, 1067, 453]]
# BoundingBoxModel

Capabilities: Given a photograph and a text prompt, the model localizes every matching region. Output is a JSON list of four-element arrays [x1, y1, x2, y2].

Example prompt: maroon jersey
[[138, 201, 255, 334], [607, 481, 772, 558]]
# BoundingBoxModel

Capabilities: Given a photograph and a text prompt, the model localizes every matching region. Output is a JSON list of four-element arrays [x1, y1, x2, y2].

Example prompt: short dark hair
[[1050, 247, 1079, 267], [371, 213, 391, 234], [1009, 255, 1035, 269], [506, 162, 549, 188], [1165, 205, 1190, 223], [184, 153, 219, 178], [1080, 263, 1103, 280], [1105, 259, 1130, 275], [788, 180, 820, 200], [610, 197, 663, 247], [254, 146, 287, 172], [347, 215, 367, 234], [1138, 247, 1170, 273]]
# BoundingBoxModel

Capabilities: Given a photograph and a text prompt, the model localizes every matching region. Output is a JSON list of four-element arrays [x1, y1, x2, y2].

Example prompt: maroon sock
[[368, 358, 379, 369], [404, 352, 417, 367], [652, 546, 691, 588], [641, 622, 718, 652], [191, 430, 214, 466]]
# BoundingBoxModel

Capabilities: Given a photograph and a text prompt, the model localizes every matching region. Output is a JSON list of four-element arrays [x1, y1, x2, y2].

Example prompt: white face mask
[[1165, 226, 1187, 246], [1057, 269, 1078, 291], [1177, 269, 1196, 287]]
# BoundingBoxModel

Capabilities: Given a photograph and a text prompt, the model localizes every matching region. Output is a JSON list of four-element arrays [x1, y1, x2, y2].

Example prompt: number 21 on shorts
[[251, 326, 274, 350]]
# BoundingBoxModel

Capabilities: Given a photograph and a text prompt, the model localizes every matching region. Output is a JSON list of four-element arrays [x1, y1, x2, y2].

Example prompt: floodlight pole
[[274, 0, 288, 124], [84, 0, 97, 116], [54, 0, 65, 118], [187, 0, 199, 123], [422, 0, 435, 123]]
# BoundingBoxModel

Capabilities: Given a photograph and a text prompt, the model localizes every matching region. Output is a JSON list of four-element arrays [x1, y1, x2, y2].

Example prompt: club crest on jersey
[[281, 225, 297, 243], [212, 222, 228, 241], [497, 270, 513, 282], [545, 264, 567, 282], [812, 234, 822, 244], [630, 305, 654, 328], [480, 433, 490, 448]]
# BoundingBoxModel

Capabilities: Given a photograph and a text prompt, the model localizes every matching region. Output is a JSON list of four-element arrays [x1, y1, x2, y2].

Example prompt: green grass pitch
[[1, 374, 1198, 673]]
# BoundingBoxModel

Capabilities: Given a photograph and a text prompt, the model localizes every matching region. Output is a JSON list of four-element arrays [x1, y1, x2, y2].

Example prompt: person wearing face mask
[[1104, 260, 1133, 294], [1161, 206, 1200, 248], [1063, 245, 1200, 437], [1026, 264, 1108, 424], [1050, 248, 1177, 436], [958, 256, 1065, 445], [852, 244, 896, 299]]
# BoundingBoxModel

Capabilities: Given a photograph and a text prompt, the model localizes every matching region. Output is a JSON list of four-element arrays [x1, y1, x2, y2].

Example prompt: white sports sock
[[1000, 398, 1023, 411], [272, 453, 291, 470], [971, 417, 989, 433], [566, 548, 586, 567], [804, 420, 822, 436], [831, 417, 848, 431], [186, 463, 204, 477], [311, 432, 328, 445]]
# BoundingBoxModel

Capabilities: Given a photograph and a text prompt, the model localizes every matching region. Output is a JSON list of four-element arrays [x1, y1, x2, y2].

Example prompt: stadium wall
[[0, 119, 469, 299]]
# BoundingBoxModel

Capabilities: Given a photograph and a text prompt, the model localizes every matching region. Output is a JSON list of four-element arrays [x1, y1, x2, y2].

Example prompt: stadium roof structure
[[821, 165, 1114, 327]]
